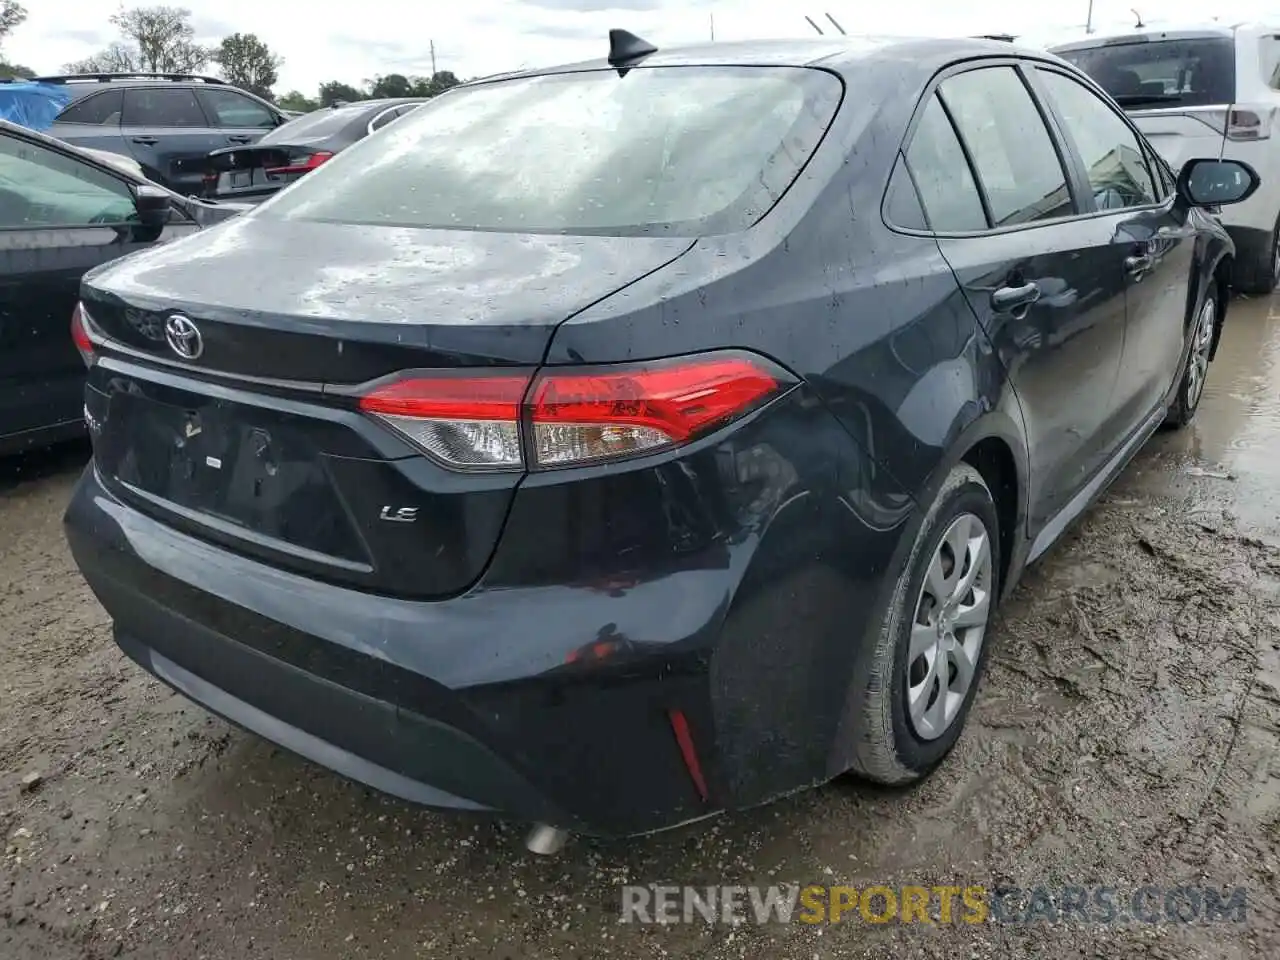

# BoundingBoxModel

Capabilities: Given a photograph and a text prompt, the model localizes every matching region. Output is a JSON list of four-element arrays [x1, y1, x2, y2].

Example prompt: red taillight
[[265, 150, 334, 175], [529, 356, 784, 467], [358, 373, 531, 470], [71, 302, 96, 368], [354, 352, 792, 472]]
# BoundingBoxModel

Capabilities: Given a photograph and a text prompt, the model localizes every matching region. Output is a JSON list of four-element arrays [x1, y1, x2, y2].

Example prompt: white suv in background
[[1051, 23, 1280, 293]]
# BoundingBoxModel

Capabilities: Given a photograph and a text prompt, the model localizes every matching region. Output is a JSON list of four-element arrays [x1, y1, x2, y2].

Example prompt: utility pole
[[710, 11, 715, 41], [430, 40, 437, 76], [1086, 0, 1094, 34]]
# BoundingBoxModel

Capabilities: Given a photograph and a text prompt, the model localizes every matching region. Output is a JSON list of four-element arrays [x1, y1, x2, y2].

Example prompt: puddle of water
[[1188, 294, 1280, 475], [1147, 293, 1280, 532]]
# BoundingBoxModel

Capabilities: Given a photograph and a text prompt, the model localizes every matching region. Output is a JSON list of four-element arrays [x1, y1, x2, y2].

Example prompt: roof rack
[[32, 72, 227, 85]]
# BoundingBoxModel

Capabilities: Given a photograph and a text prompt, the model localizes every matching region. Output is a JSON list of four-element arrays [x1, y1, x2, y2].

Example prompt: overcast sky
[[8, 1, 1272, 95]]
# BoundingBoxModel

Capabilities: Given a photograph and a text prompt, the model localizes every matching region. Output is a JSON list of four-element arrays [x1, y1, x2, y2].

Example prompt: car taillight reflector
[[529, 356, 784, 467], [71, 302, 96, 368], [358, 374, 530, 470], [266, 150, 334, 175], [354, 352, 792, 472]]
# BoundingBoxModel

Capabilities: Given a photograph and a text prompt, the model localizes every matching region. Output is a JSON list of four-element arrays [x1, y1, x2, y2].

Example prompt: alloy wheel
[[905, 512, 993, 741], [1185, 298, 1216, 412]]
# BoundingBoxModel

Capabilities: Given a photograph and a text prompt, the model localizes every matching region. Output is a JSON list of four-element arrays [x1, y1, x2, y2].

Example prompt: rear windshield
[[260, 107, 363, 143], [1055, 37, 1236, 109], [255, 66, 843, 236]]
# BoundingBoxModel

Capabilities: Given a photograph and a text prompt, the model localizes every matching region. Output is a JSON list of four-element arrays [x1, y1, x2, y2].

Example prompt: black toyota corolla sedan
[[65, 32, 1253, 846]]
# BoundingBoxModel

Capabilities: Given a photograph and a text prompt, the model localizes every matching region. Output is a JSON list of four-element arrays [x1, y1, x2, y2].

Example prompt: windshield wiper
[[1110, 93, 1184, 107]]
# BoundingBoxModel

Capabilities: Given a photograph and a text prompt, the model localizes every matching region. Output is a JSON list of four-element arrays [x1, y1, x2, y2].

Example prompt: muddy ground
[[4, 297, 1280, 960]]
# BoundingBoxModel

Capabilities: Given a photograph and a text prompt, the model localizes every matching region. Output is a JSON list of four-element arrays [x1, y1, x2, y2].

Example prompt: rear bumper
[[65, 387, 912, 836], [66, 465, 729, 836]]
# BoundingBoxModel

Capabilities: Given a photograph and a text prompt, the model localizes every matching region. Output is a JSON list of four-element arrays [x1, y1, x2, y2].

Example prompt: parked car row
[[24, 73, 423, 200], [201, 97, 426, 203], [51, 31, 1260, 850]]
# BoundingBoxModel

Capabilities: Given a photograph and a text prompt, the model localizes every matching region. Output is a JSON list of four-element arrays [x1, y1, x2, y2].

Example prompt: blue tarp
[[0, 81, 72, 131]]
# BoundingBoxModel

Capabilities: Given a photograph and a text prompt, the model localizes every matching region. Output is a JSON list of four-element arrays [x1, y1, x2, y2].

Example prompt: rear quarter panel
[[541, 53, 1030, 803]]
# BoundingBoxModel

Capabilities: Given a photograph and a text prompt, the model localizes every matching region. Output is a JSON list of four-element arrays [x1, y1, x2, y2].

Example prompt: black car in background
[[44, 73, 288, 195], [65, 34, 1252, 844], [0, 120, 243, 455], [201, 98, 427, 203]]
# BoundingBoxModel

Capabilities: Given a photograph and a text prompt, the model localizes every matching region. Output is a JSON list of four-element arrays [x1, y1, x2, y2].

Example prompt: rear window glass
[[1054, 37, 1236, 109], [260, 106, 365, 143], [256, 67, 843, 237]]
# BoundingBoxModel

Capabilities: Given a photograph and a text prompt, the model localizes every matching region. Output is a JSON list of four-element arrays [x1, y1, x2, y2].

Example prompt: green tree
[[214, 33, 281, 99], [0, 0, 25, 40], [411, 71, 459, 98], [64, 5, 210, 75], [276, 90, 317, 113], [368, 73, 411, 99], [0, 0, 28, 76], [318, 80, 363, 107]]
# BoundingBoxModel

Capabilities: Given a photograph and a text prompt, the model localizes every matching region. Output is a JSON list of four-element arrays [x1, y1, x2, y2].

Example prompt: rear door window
[[198, 88, 278, 128], [939, 67, 1074, 227], [368, 106, 402, 132], [1054, 37, 1236, 109], [122, 88, 208, 127], [56, 89, 123, 125], [902, 95, 986, 232], [1036, 68, 1158, 210]]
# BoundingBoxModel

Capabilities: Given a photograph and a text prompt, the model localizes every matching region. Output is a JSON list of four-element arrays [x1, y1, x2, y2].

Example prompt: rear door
[[0, 132, 198, 448], [47, 89, 130, 157], [120, 86, 219, 194], [1033, 65, 1197, 427], [1053, 34, 1236, 171], [909, 63, 1130, 531], [196, 87, 282, 148]]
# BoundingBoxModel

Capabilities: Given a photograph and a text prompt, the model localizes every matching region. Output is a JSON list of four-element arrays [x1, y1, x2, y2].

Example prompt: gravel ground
[[3, 297, 1280, 959]]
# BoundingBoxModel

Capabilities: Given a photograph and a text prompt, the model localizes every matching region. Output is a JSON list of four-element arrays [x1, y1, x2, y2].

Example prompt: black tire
[[1165, 288, 1217, 430], [1240, 217, 1280, 295], [848, 463, 1000, 785]]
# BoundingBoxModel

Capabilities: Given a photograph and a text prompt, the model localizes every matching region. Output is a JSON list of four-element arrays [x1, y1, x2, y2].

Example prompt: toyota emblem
[[164, 314, 203, 360]]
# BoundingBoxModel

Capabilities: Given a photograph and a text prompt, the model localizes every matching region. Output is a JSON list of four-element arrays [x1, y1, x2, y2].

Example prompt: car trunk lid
[[202, 142, 330, 199], [80, 216, 694, 598]]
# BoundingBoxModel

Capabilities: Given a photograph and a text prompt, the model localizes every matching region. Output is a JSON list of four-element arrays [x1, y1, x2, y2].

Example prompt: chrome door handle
[[1125, 254, 1153, 276], [991, 281, 1041, 311]]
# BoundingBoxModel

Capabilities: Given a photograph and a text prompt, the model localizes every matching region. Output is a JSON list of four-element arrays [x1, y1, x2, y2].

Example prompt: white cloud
[[6, 0, 1273, 95]]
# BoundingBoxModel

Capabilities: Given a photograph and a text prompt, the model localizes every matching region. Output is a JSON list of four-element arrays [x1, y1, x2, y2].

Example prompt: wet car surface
[[3, 291, 1279, 959]]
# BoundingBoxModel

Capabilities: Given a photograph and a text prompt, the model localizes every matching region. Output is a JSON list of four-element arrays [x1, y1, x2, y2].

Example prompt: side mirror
[[132, 182, 173, 229], [1177, 158, 1261, 208]]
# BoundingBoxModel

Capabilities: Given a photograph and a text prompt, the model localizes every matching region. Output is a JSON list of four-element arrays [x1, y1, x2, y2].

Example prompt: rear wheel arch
[[960, 435, 1020, 596], [911, 412, 1029, 593]]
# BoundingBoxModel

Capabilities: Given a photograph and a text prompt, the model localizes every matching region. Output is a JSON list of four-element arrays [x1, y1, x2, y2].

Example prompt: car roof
[[466, 35, 1051, 85], [35, 74, 240, 104]]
